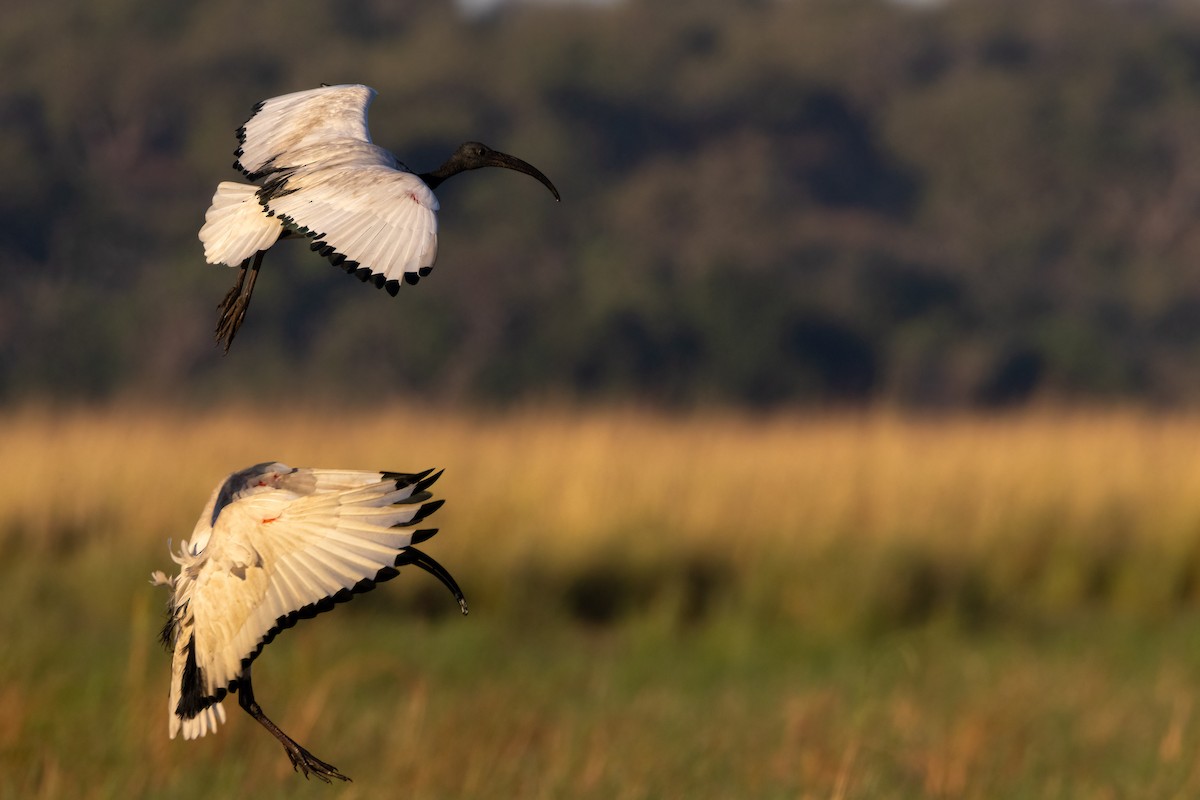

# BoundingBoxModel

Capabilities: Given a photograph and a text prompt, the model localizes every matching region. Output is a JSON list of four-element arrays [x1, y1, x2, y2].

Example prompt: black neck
[[418, 161, 458, 190], [417, 171, 445, 190]]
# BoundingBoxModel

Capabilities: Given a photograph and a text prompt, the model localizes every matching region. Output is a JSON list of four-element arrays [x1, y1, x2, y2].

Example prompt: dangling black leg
[[236, 666, 350, 783], [215, 250, 265, 353]]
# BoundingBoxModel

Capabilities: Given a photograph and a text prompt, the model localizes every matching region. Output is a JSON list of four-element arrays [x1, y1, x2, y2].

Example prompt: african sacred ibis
[[200, 83, 561, 351], [151, 462, 467, 782]]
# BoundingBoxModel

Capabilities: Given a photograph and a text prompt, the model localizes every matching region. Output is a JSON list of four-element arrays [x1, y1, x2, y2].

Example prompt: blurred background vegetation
[[8, 0, 1200, 408]]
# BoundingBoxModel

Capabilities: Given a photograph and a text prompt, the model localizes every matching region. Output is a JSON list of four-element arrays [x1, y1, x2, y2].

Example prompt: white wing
[[230, 83, 441, 290], [263, 161, 440, 293], [199, 181, 284, 266], [235, 84, 376, 178], [164, 465, 444, 739]]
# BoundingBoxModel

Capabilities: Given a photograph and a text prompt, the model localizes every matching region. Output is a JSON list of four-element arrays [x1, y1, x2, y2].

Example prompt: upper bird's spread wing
[[235, 84, 377, 179], [228, 83, 441, 291], [161, 464, 449, 740], [263, 160, 440, 293]]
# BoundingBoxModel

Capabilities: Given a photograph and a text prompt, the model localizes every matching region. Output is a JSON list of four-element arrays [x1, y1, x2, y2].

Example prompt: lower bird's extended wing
[[162, 464, 458, 740]]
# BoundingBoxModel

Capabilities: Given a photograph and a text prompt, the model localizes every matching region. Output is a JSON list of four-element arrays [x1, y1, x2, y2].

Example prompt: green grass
[[6, 405, 1200, 797], [9, 541, 1200, 799]]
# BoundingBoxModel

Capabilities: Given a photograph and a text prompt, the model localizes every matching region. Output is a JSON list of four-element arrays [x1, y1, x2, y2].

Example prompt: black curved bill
[[484, 150, 561, 201], [396, 546, 469, 615]]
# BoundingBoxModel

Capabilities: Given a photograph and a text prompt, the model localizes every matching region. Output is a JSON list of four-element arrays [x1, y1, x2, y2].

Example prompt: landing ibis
[[199, 83, 561, 351], [151, 462, 467, 782]]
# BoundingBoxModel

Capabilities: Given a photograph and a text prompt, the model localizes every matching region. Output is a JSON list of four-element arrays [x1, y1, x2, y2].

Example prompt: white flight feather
[[199, 181, 283, 266], [264, 163, 439, 283], [235, 85, 376, 177]]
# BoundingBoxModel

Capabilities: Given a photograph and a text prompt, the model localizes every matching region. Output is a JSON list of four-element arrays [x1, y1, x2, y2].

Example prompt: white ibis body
[[151, 463, 467, 782], [199, 83, 561, 351]]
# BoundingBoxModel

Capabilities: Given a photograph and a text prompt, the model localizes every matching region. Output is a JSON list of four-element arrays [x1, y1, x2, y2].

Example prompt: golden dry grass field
[[5, 404, 1200, 798]]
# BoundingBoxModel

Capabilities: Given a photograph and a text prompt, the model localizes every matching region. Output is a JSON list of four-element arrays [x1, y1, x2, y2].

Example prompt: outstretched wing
[[173, 466, 449, 737], [262, 162, 440, 294], [235, 84, 376, 179], [231, 83, 441, 291]]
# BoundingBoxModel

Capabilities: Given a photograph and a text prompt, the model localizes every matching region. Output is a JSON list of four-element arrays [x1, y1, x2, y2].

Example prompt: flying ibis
[[199, 83, 561, 351], [150, 462, 467, 782]]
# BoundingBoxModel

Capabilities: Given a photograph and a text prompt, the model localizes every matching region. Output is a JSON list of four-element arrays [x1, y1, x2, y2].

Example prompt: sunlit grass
[[7, 403, 1200, 624], [7, 403, 1200, 551], [5, 404, 1200, 798]]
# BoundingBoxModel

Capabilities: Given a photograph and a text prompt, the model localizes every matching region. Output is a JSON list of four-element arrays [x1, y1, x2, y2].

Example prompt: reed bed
[[5, 404, 1200, 623], [6, 404, 1200, 550], [5, 404, 1200, 798]]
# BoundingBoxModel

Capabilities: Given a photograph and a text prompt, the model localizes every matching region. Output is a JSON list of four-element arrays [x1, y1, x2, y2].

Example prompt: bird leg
[[236, 666, 350, 783], [215, 250, 265, 353]]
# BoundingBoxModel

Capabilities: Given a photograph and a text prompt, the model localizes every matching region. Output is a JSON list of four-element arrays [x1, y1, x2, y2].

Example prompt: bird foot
[[214, 252, 262, 353], [214, 290, 249, 353], [284, 740, 351, 783]]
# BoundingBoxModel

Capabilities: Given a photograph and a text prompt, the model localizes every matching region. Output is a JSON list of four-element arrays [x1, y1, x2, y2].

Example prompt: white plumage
[[199, 83, 559, 351], [201, 85, 439, 286], [199, 181, 285, 267], [152, 462, 466, 782]]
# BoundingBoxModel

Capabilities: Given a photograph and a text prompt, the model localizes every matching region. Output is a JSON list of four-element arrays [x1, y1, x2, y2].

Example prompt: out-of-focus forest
[[5, 0, 1200, 407]]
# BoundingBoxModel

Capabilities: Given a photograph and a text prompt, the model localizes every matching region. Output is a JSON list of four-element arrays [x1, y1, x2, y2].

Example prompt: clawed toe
[[215, 295, 249, 352], [214, 251, 263, 353], [286, 743, 351, 783]]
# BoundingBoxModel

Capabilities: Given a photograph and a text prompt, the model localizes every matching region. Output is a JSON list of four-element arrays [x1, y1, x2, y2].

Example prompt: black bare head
[[420, 142, 561, 200]]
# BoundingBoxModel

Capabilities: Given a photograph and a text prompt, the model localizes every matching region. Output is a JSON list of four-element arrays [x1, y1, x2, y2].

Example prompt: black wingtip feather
[[410, 528, 438, 545], [415, 469, 444, 493], [176, 634, 228, 718], [381, 467, 436, 490], [385, 280, 400, 296], [407, 498, 445, 526], [404, 272, 420, 286]]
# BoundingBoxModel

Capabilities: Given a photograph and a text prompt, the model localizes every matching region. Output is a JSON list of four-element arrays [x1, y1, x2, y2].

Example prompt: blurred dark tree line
[[5, 0, 1200, 407]]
